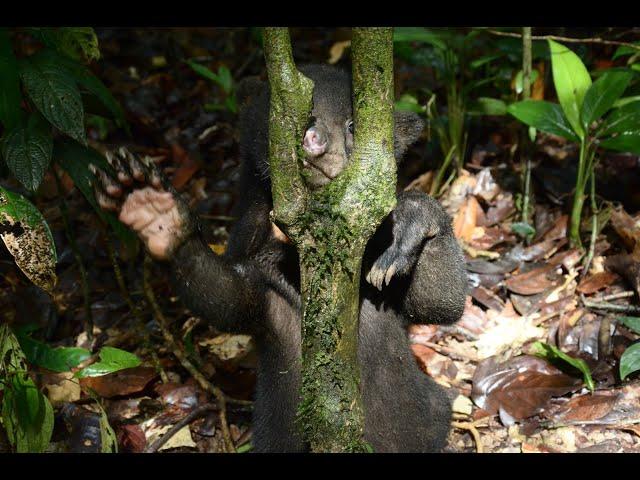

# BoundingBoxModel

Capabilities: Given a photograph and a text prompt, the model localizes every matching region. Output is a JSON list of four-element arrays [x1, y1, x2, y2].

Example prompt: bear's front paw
[[366, 246, 412, 291], [91, 147, 191, 260]]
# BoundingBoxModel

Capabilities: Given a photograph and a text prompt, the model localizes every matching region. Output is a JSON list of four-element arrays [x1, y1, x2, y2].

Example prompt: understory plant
[[508, 40, 640, 248]]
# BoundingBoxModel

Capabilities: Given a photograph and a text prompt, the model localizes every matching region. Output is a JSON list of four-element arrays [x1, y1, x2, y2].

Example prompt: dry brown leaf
[[577, 271, 620, 295], [505, 265, 560, 296], [79, 366, 158, 398], [550, 393, 618, 424], [453, 196, 480, 241], [472, 355, 581, 425]]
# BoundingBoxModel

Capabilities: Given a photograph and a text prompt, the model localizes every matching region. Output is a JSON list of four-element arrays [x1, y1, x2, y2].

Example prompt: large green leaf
[[0, 186, 57, 292], [532, 341, 595, 391], [619, 316, 640, 335], [76, 346, 141, 378], [19, 50, 86, 145], [599, 101, 640, 137], [15, 326, 91, 373], [548, 40, 592, 139], [599, 132, 640, 155], [54, 138, 137, 248], [0, 28, 22, 130], [508, 100, 579, 142], [1, 113, 53, 191], [581, 71, 632, 129], [620, 342, 640, 380], [42, 50, 128, 131]]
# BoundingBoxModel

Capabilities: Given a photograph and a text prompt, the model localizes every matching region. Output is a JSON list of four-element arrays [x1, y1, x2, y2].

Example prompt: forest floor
[[2, 28, 640, 453]]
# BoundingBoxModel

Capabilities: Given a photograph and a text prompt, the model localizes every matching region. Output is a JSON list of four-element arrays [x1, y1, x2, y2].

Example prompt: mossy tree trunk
[[263, 27, 396, 452]]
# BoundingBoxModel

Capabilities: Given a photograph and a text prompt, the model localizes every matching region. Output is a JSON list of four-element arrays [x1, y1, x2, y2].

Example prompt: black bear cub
[[92, 65, 468, 452]]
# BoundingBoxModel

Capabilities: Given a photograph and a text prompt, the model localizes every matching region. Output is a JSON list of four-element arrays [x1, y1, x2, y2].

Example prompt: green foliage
[[507, 40, 640, 247], [75, 346, 141, 378], [618, 317, 640, 381], [1, 113, 53, 191], [508, 100, 579, 141], [14, 326, 91, 373], [0, 324, 54, 452], [0, 27, 128, 194], [186, 60, 237, 113], [19, 51, 86, 145], [620, 343, 640, 381], [532, 341, 595, 392], [548, 40, 592, 139]]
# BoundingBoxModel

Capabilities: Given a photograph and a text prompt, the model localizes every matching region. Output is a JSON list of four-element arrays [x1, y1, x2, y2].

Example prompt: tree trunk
[[263, 27, 396, 452]]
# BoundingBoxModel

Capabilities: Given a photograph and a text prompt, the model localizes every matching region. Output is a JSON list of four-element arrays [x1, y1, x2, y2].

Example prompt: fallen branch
[[581, 294, 640, 313], [144, 403, 218, 453]]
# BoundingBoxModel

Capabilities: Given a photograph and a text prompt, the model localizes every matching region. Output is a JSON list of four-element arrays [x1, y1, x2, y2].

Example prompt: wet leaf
[[0, 186, 57, 292], [472, 355, 581, 423]]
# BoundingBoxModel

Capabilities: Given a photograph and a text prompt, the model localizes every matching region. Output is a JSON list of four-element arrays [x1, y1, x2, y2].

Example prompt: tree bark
[[263, 27, 396, 452]]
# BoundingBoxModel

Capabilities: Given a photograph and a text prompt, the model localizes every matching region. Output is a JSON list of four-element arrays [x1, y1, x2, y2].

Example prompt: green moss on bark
[[263, 27, 395, 452]]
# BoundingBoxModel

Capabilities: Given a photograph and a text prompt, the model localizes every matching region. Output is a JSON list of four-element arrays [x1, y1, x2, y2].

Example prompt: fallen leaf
[[577, 271, 619, 295], [453, 196, 480, 242], [42, 371, 81, 406], [505, 265, 560, 296], [117, 424, 147, 453], [549, 393, 618, 424], [79, 366, 157, 398], [471, 355, 581, 424]]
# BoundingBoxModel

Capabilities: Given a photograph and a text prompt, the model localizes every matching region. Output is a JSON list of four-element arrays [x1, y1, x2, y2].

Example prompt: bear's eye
[[347, 120, 354, 134]]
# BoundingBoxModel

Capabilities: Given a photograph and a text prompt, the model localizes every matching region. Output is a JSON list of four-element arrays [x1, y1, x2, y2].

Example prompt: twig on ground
[[421, 341, 479, 362], [452, 421, 484, 453], [144, 403, 219, 453], [142, 254, 235, 453], [581, 294, 640, 313]]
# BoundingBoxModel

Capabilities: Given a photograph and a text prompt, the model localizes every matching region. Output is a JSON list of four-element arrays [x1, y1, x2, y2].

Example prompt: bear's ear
[[236, 75, 266, 107], [393, 110, 424, 159]]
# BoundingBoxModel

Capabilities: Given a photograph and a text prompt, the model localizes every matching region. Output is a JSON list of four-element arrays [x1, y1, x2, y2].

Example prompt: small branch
[[581, 294, 640, 313], [144, 403, 218, 453], [142, 254, 235, 453], [452, 421, 484, 453], [486, 29, 640, 50], [597, 291, 635, 302], [421, 341, 479, 362]]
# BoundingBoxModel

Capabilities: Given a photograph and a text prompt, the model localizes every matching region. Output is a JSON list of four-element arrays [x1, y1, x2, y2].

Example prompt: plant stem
[[430, 145, 456, 196], [569, 140, 591, 248], [53, 167, 93, 341], [520, 27, 534, 230]]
